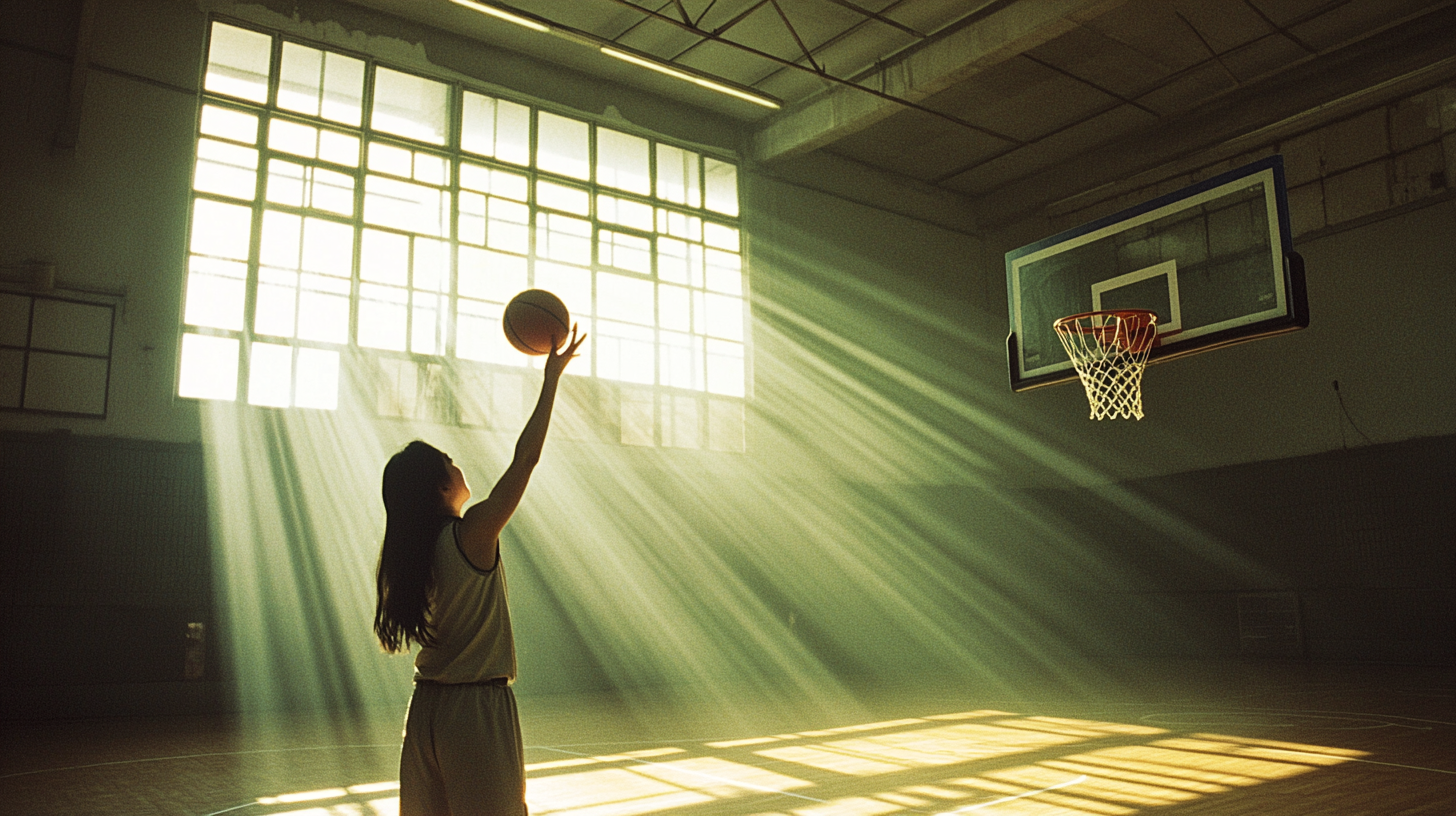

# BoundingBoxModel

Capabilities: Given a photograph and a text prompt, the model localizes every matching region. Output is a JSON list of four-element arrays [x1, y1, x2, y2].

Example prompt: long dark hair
[[375, 440, 452, 653]]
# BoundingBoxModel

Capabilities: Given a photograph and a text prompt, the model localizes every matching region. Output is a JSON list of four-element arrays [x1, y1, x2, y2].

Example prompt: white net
[[1054, 310, 1158, 420]]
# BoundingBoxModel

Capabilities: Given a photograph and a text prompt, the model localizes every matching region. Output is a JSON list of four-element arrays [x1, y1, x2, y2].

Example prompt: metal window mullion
[[349, 60, 376, 360], [16, 296, 35, 410]]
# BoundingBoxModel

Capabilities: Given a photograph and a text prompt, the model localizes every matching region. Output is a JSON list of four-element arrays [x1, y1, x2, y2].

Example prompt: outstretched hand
[[545, 324, 586, 379]]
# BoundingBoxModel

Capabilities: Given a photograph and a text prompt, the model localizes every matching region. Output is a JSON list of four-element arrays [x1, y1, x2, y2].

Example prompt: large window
[[180, 21, 747, 450]]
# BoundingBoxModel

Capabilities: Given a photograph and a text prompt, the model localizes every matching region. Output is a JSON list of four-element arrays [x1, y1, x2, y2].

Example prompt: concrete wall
[[1, 0, 1451, 718]]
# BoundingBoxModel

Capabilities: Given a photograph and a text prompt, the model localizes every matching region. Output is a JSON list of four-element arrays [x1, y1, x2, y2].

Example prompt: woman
[[375, 326, 585, 815]]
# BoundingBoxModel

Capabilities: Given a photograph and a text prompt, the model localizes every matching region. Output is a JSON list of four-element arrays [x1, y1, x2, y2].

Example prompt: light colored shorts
[[400, 679, 526, 815]]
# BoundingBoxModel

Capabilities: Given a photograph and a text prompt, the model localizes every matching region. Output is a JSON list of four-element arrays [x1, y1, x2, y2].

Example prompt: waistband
[[414, 676, 510, 687]]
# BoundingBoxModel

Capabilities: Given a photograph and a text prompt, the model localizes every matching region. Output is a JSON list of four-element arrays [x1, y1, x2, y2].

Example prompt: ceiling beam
[[748, 0, 1129, 164]]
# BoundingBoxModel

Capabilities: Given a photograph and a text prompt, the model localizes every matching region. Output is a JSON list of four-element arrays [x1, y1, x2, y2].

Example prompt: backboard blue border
[[1006, 155, 1308, 392]]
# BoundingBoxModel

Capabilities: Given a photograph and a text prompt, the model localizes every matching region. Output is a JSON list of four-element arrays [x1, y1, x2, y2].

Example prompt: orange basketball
[[503, 289, 570, 355]]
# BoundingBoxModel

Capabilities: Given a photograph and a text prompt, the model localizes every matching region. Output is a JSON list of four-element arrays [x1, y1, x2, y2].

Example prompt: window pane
[[295, 347, 339, 409], [456, 298, 517, 364], [704, 222, 739, 251], [414, 153, 448, 186], [310, 166, 356, 215], [360, 229, 409, 285], [656, 238, 703, 287], [705, 293, 743, 341], [460, 163, 527, 200], [199, 105, 258, 144], [599, 230, 651, 274], [536, 213, 591, 266], [204, 23, 271, 104], [657, 208, 701, 241], [259, 210, 301, 269], [194, 138, 258, 200], [461, 91, 529, 165], [248, 342, 293, 406], [255, 266, 299, 337], [371, 67, 448, 145], [459, 191, 486, 246], [412, 237, 449, 293], [269, 119, 320, 158], [302, 217, 354, 276], [184, 256, 247, 330], [265, 159, 306, 207], [358, 283, 408, 350], [297, 274, 350, 343], [597, 271, 653, 325], [536, 112, 589, 180], [596, 320, 654, 384], [178, 333, 238, 400], [706, 339, 744, 397], [656, 143, 700, 207], [278, 43, 364, 126], [459, 246, 526, 303], [368, 141, 414, 177], [267, 160, 358, 216], [536, 180, 589, 215], [705, 249, 742, 295], [364, 175, 448, 236], [277, 43, 322, 117], [597, 128, 649, 195], [660, 331, 701, 390], [704, 158, 739, 216], [318, 130, 360, 166], [597, 194, 654, 231], [487, 198, 530, 254], [658, 283, 691, 333], [190, 199, 253, 261], [412, 291, 446, 354]]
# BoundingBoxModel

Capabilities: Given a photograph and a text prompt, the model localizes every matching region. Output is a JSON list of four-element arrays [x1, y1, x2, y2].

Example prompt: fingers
[[556, 324, 586, 356]]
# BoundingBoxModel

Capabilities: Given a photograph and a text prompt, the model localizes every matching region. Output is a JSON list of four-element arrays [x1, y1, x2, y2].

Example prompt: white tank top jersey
[[413, 520, 517, 684]]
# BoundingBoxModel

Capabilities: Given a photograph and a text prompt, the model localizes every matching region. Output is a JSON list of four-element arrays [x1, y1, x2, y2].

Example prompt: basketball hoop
[[1053, 310, 1159, 420]]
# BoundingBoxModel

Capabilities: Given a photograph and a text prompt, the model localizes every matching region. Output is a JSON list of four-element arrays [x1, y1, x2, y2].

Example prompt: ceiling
[[344, 0, 1456, 234]]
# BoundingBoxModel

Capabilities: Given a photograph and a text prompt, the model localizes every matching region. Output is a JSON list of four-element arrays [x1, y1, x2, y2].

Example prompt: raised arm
[[457, 326, 586, 570]]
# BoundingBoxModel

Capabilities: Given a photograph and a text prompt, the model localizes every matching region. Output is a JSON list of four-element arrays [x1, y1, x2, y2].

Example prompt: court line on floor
[[1259, 748, 1456, 776], [0, 743, 400, 780], [941, 775, 1088, 814], [1138, 707, 1454, 728]]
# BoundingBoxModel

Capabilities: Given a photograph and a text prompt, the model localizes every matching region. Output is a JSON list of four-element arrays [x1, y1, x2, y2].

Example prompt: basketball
[[503, 289, 570, 355]]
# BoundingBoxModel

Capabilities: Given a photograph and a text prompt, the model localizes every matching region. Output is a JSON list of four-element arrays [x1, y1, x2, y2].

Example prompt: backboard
[[1007, 155, 1308, 391]]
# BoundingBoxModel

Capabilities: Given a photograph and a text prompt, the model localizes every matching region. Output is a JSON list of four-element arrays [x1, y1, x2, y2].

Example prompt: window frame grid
[[183, 18, 749, 440]]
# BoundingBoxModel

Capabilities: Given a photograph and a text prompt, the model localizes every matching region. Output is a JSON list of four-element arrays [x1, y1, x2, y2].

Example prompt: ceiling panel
[[1247, 0, 1349, 29], [610, 13, 708, 57], [1221, 32, 1312, 82], [942, 103, 1160, 195], [1135, 60, 1242, 117], [1024, 24, 1176, 101], [921, 55, 1122, 144], [829, 108, 1014, 181], [1169, 0, 1278, 53], [1081, 0, 1213, 74]]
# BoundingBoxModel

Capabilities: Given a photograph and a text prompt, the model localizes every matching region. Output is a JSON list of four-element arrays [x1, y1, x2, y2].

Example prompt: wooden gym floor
[[2, 659, 1453, 816]]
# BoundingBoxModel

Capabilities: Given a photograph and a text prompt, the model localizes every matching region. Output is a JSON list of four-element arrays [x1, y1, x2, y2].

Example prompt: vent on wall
[[1238, 591, 1304, 658], [0, 292, 115, 417]]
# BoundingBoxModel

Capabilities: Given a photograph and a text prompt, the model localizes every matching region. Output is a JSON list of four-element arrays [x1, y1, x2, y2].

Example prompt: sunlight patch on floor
[[244, 713, 1366, 816]]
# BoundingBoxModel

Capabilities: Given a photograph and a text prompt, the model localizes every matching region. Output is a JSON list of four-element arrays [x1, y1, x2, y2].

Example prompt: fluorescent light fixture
[[600, 47, 781, 109], [449, 0, 550, 33]]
